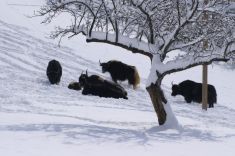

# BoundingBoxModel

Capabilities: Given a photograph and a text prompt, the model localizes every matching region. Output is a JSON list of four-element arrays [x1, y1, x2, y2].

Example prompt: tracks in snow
[[0, 19, 235, 144]]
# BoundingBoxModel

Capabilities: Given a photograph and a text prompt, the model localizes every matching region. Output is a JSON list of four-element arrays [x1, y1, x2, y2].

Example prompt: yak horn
[[171, 81, 174, 85], [99, 60, 102, 65], [86, 69, 88, 76]]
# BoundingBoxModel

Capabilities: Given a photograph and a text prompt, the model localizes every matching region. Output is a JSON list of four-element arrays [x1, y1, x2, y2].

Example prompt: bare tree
[[38, 0, 235, 126]]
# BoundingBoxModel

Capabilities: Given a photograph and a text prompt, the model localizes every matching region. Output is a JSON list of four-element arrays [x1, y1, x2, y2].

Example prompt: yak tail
[[209, 87, 217, 104], [123, 96, 128, 100], [212, 87, 217, 104], [214, 92, 217, 104], [133, 67, 140, 89], [214, 95, 217, 104]]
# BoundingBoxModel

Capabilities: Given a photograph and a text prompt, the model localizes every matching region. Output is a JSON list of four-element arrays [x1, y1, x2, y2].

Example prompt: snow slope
[[0, 0, 235, 156]]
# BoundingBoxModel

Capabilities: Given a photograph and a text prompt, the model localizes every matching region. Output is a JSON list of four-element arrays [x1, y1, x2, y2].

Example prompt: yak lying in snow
[[46, 60, 62, 84], [100, 60, 140, 89], [171, 80, 217, 108], [68, 82, 82, 91], [79, 71, 128, 99]]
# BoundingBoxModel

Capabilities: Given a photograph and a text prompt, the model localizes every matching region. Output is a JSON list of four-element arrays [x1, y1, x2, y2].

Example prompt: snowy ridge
[[0, 17, 235, 156]]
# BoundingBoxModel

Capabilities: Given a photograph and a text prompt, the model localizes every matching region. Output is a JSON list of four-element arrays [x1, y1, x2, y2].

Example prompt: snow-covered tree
[[38, 0, 235, 126]]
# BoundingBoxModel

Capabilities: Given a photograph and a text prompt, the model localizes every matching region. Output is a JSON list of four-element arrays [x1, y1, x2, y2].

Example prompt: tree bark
[[202, 64, 208, 110], [146, 83, 167, 125]]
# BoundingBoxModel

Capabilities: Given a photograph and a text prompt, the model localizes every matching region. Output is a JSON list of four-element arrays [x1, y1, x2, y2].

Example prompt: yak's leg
[[208, 99, 214, 108], [82, 87, 89, 95], [127, 77, 136, 89], [208, 94, 214, 108], [185, 96, 192, 103], [112, 77, 117, 83]]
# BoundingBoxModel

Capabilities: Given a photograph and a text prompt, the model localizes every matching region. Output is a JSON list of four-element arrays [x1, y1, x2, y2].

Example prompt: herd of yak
[[46, 59, 217, 108]]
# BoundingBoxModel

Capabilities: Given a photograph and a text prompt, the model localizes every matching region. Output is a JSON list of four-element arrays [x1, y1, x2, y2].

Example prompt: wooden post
[[202, 0, 209, 110], [202, 64, 208, 110]]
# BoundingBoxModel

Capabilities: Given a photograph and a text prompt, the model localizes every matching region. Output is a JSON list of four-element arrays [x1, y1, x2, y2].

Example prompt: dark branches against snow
[[38, 0, 235, 83]]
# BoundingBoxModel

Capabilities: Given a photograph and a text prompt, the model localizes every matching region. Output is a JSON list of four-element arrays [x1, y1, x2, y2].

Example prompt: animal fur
[[79, 71, 128, 99], [100, 60, 140, 89], [171, 80, 217, 108], [46, 60, 62, 84]]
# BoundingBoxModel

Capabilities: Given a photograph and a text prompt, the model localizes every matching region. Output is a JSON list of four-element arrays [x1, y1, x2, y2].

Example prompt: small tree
[[38, 0, 235, 126]]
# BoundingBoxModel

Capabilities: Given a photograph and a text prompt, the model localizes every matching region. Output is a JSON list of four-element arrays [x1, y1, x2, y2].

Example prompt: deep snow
[[0, 0, 235, 156]]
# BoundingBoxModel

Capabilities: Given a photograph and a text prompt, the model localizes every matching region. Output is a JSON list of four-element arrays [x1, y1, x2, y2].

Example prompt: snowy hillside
[[0, 0, 235, 156]]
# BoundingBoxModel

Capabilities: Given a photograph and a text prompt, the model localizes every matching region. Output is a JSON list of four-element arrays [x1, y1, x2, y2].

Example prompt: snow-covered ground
[[0, 0, 235, 156]]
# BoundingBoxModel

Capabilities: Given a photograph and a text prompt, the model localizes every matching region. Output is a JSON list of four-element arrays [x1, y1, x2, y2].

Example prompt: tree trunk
[[146, 83, 167, 125]]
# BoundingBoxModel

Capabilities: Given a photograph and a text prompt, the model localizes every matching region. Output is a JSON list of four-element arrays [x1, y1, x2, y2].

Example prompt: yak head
[[171, 83, 180, 96], [68, 82, 81, 90], [99, 60, 109, 73], [79, 70, 89, 87]]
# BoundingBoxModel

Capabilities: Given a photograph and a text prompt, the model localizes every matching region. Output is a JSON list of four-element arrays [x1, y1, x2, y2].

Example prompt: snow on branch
[[39, 0, 235, 71], [86, 31, 155, 58]]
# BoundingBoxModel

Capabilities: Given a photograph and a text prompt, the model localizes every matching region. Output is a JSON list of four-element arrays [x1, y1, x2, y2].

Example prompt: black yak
[[46, 60, 62, 84], [79, 71, 128, 99], [99, 60, 140, 89], [68, 82, 82, 91], [171, 80, 217, 108]]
